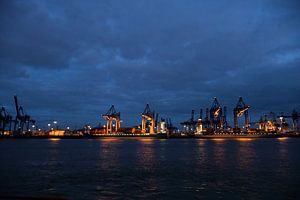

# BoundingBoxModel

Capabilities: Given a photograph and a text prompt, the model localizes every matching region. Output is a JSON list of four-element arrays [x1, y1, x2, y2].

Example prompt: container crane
[[180, 110, 197, 133], [209, 97, 224, 130], [165, 118, 177, 134], [141, 104, 155, 134], [277, 110, 299, 132], [102, 105, 121, 134], [13, 96, 35, 133], [0, 106, 13, 134], [233, 97, 250, 130]]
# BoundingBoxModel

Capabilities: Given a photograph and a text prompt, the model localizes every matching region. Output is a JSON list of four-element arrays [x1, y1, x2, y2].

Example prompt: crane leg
[[245, 111, 249, 129]]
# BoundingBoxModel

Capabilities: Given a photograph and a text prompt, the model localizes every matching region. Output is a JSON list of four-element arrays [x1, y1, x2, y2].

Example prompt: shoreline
[[0, 133, 299, 139]]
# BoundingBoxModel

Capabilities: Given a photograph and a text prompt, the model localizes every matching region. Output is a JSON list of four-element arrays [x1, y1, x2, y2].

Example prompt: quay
[[0, 131, 299, 139]]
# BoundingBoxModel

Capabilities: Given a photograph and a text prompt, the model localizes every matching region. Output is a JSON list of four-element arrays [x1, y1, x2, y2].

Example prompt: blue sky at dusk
[[0, 0, 300, 128]]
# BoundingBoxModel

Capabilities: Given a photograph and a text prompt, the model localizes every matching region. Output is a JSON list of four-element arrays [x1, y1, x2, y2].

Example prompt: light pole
[[53, 121, 58, 130], [279, 116, 283, 132], [31, 125, 35, 133]]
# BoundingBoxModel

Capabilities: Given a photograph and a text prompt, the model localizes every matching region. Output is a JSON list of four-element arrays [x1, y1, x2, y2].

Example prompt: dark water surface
[[0, 138, 299, 199]]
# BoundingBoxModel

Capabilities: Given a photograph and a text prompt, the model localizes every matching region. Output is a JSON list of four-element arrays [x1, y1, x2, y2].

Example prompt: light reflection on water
[[277, 138, 290, 171], [196, 139, 207, 166], [137, 138, 155, 171], [139, 138, 155, 144], [97, 139, 122, 171], [48, 138, 61, 142], [210, 138, 226, 170], [236, 139, 255, 171], [0, 138, 299, 199]]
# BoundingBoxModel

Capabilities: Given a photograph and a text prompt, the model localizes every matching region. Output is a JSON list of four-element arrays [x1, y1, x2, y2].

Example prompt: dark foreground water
[[0, 138, 299, 199]]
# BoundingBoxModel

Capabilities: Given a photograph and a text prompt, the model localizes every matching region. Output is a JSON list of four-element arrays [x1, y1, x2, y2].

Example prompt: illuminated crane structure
[[209, 97, 226, 130], [233, 97, 250, 130], [0, 106, 13, 134], [141, 104, 155, 134], [102, 105, 121, 134], [14, 96, 35, 133]]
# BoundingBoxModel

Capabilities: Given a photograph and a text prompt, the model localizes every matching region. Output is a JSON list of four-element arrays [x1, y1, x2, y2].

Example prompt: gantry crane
[[102, 105, 121, 134], [166, 118, 177, 134], [14, 96, 35, 133], [277, 110, 299, 132], [180, 110, 197, 133], [0, 106, 13, 134], [141, 104, 155, 134], [233, 97, 250, 130], [209, 97, 226, 130]]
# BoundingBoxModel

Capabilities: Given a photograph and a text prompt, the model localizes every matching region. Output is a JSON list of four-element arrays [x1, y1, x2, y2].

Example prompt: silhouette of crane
[[13, 96, 35, 133], [0, 106, 13, 134]]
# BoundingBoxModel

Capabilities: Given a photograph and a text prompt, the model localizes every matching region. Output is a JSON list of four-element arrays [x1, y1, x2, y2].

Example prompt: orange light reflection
[[211, 138, 225, 143], [235, 138, 254, 142], [101, 138, 120, 143], [48, 138, 61, 141], [277, 137, 289, 141], [139, 138, 155, 144]]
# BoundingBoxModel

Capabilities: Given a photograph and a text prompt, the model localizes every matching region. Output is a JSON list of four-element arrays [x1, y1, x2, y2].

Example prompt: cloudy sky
[[0, 0, 299, 128]]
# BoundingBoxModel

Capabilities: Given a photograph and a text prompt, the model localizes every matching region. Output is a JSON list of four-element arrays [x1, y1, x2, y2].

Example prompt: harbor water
[[0, 138, 299, 199]]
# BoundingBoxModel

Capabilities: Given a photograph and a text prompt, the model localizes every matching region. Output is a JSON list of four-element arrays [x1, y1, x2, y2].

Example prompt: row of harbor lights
[[47, 121, 70, 131]]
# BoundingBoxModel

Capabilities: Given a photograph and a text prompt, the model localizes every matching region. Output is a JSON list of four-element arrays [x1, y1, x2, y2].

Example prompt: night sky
[[0, 0, 300, 129]]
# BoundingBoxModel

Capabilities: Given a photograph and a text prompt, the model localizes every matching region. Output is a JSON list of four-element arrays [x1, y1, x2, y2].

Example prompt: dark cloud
[[0, 0, 299, 128]]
